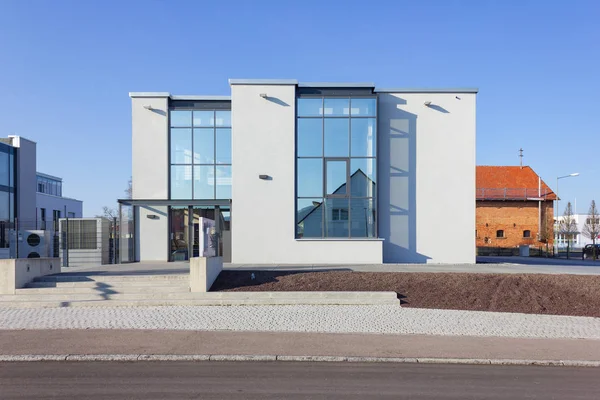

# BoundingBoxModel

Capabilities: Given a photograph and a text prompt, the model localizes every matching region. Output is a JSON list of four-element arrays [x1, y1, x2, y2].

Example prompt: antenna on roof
[[519, 148, 524, 169]]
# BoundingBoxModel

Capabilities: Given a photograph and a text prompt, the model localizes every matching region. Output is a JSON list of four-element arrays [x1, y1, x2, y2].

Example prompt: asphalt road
[[1, 361, 599, 399]]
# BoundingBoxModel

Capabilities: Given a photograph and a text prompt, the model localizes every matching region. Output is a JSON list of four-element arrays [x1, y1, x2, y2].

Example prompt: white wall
[[378, 92, 476, 263], [231, 83, 383, 264], [36, 193, 83, 229], [130, 95, 169, 261], [10, 136, 37, 225]]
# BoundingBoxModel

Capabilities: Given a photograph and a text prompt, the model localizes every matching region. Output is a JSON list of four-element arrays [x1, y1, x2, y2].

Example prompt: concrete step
[[25, 281, 190, 289], [0, 292, 399, 307], [1, 291, 394, 302], [17, 286, 190, 294], [33, 274, 189, 283]]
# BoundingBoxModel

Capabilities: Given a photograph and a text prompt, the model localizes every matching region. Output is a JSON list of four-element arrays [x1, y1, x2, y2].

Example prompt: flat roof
[[36, 172, 62, 181], [298, 82, 375, 88], [129, 92, 171, 98], [130, 84, 479, 99], [129, 92, 231, 101], [170, 95, 231, 101], [375, 88, 479, 93], [229, 79, 299, 86]]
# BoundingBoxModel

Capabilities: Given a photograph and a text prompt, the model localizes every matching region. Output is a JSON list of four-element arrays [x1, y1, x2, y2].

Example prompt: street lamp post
[[555, 173, 579, 255]]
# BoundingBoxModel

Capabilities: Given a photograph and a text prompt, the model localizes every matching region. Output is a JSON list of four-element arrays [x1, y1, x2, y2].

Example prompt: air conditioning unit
[[10, 230, 51, 258]]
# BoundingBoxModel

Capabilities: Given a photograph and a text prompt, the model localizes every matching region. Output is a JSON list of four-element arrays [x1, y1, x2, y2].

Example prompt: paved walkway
[[1, 305, 599, 340], [1, 329, 600, 363], [61, 258, 600, 276]]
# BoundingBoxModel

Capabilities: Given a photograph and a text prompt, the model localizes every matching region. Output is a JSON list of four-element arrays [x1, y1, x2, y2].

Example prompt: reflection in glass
[[324, 198, 349, 238], [193, 165, 214, 199], [350, 198, 376, 238], [9, 193, 14, 221], [350, 98, 377, 116], [170, 111, 192, 127], [170, 129, 192, 164], [350, 159, 376, 197], [0, 192, 8, 220], [324, 119, 349, 157], [193, 128, 214, 164], [324, 98, 350, 116], [171, 165, 192, 199], [351, 118, 376, 157], [297, 98, 323, 117], [193, 111, 214, 127], [297, 198, 323, 238], [215, 128, 232, 164], [297, 159, 323, 197], [215, 166, 232, 199], [297, 119, 322, 157], [0, 151, 8, 186], [326, 160, 347, 195], [9, 152, 14, 187], [215, 111, 231, 127]]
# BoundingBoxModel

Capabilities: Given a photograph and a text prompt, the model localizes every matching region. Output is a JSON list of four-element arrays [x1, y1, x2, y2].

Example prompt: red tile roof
[[476, 166, 557, 201]]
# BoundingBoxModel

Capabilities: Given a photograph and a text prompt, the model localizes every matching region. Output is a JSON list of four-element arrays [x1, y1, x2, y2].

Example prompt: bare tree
[[559, 202, 578, 247], [582, 200, 600, 260], [97, 206, 118, 220], [125, 176, 132, 199], [97, 178, 132, 219]]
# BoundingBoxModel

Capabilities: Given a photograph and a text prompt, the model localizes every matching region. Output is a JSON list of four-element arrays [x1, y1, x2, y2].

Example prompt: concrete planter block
[[0, 258, 61, 294], [190, 257, 223, 292]]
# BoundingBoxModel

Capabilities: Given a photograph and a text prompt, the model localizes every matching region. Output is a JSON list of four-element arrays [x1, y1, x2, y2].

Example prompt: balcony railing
[[476, 188, 552, 201]]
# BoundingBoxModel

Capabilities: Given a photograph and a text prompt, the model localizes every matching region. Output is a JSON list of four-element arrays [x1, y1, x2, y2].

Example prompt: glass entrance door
[[169, 207, 189, 261]]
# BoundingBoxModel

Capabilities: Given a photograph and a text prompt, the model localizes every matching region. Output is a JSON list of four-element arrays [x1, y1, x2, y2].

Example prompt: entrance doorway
[[169, 206, 231, 262]]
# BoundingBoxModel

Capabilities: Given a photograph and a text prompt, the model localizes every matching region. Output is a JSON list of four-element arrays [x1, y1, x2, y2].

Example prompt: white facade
[[129, 81, 477, 264], [130, 95, 170, 262], [556, 214, 600, 248]]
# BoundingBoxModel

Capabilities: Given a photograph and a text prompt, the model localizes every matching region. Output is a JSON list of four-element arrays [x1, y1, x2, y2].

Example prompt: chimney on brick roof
[[519, 148, 524, 169]]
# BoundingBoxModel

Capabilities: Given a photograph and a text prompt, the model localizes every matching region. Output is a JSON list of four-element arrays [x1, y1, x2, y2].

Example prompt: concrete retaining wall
[[190, 257, 223, 292], [0, 258, 60, 294]]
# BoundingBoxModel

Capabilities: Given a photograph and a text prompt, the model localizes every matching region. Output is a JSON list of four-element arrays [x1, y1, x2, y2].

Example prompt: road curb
[[0, 354, 599, 367]]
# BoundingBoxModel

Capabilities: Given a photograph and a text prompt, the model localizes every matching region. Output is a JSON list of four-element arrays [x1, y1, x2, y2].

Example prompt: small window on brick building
[[496, 230, 504, 238], [523, 230, 531, 238]]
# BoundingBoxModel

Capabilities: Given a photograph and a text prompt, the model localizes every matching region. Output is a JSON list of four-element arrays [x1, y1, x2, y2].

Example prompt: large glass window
[[296, 96, 377, 238], [169, 109, 232, 199]]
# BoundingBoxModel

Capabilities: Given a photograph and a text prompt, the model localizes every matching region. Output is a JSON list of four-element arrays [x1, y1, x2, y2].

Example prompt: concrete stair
[[0, 274, 400, 308]]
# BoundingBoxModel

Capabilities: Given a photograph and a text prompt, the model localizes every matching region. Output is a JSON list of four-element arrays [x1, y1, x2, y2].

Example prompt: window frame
[[296, 94, 378, 239], [168, 105, 232, 201], [496, 229, 505, 238]]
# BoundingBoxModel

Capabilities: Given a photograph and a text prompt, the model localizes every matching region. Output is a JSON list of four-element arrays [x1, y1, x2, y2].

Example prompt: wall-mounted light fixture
[[259, 93, 268, 98], [147, 214, 159, 220], [259, 174, 271, 180], [424, 101, 432, 107], [143, 105, 154, 110]]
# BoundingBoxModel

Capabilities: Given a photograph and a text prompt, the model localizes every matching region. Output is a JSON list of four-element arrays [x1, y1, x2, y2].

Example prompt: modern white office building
[[555, 214, 600, 248], [0, 135, 83, 258], [123, 80, 477, 264]]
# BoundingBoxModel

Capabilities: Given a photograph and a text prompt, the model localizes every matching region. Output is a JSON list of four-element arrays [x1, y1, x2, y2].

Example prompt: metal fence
[[0, 217, 130, 267], [476, 188, 552, 201]]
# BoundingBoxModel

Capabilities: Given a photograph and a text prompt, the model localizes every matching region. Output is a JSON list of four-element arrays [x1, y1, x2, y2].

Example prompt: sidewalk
[[1, 305, 599, 339], [1, 329, 599, 363]]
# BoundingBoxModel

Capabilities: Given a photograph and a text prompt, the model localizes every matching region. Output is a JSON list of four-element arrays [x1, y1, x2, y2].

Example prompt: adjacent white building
[[0, 135, 83, 259], [123, 80, 477, 264], [555, 214, 600, 248]]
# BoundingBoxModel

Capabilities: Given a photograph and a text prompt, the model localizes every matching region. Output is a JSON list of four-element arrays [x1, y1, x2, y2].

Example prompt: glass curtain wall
[[0, 143, 15, 250], [296, 96, 377, 238], [169, 110, 232, 200]]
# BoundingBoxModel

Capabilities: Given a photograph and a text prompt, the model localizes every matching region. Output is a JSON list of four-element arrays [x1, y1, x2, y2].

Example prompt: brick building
[[476, 166, 556, 249]]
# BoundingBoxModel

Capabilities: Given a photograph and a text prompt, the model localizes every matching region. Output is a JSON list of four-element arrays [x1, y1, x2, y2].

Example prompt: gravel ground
[[1, 305, 600, 339], [212, 271, 600, 317]]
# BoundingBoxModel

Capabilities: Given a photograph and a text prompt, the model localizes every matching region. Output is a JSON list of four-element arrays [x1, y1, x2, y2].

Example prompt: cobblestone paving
[[1, 306, 599, 339]]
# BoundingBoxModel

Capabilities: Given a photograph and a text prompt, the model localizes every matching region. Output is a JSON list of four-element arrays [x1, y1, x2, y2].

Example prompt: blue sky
[[0, 0, 598, 216]]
